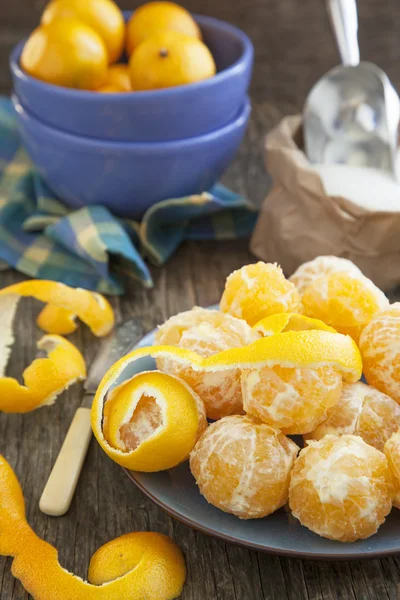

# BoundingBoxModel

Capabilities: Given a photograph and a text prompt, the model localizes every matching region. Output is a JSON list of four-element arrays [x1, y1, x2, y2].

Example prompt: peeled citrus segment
[[359, 303, 400, 403], [190, 415, 299, 519], [305, 382, 400, 451], [220, 262, 302, 326], [0, 335, 86, 413], [301, 271, 389, 343], [155, 307, 259, 420], [290, 255, 363, 295], [384, 430, 400, 508], [0, 456, 186, 600], [289, 435, 395, 542], [37, 304, 78, 335], [253, 312, 336, 336], [94, 370, 207, 471], [0, 280, 114, 337]]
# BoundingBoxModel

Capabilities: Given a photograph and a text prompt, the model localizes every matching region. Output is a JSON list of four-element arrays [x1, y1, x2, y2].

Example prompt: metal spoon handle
[[327, 0, 360, 66]]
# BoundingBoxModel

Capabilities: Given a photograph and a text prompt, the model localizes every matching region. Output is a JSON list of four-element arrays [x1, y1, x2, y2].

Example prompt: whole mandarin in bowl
[[126, 1, 201, 56], [129, 30, 216, 91], [21, 18, 108, 90], [97, 64, 132, 92], [190, 415, 299, 519], [41, 0, 125, 63]]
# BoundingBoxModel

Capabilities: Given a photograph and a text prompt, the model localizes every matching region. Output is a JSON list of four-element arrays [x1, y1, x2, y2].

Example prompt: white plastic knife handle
[[39, 404, 92, 516]]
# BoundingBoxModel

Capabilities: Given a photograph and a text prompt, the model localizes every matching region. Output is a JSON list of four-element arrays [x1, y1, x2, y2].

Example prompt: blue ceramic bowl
[[10, 14, 253, 142], [13, 94, 251, 219]]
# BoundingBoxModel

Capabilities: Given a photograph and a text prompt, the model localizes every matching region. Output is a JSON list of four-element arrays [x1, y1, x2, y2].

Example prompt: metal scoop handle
[[327, 0, 360, 66]]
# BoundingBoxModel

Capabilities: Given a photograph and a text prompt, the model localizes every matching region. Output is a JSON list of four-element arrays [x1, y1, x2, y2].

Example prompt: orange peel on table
[[0, 280, 114, 337], [0, 335, 86, 413], [92, 330, 362, 469], [0, 455, 186, 600]]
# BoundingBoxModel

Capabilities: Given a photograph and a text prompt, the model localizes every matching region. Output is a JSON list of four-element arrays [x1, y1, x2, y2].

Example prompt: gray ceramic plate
[[121, 328, 400, 560]]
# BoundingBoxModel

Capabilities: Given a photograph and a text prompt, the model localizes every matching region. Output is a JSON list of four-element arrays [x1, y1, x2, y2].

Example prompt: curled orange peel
[[0, 280, 114, 337], [37, 304, 78, 335], [92, 330, 362, 468], [253, 313, 337, 336], [0, 455, 186, 600], [0, 335, 86, 413]]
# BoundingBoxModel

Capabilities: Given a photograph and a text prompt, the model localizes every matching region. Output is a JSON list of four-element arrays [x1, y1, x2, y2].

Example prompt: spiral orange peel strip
[[0, 455, 186, 600], [37, 304, 79, 335], [253, 313, 337, 336], [92, 330, 362, 467], [0, 280, 114, 337], [0, 334, 86, 413]]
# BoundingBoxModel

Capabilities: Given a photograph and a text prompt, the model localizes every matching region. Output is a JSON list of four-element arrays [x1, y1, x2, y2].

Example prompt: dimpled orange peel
[[0, 335, 86, 413], [384, 430, 400, 508], [155, 307, 259, 419], [359, 303, 400, 403], [301, 271, 389, 343], [93, 331, 361, 468], [0, 455, 186, 599], [0, 280, 114, 337], [305, 382, 400, 451], [242, 314, 361, 435], [289, 255, 363, 295], [94, 369, 207, 471], [289, 435, 395, 542], [220, 262, 302, 326], [190, 415, 299, 519]]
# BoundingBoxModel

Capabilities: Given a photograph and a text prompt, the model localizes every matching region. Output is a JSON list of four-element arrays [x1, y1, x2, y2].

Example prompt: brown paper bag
[[250, 115, 400, 291]]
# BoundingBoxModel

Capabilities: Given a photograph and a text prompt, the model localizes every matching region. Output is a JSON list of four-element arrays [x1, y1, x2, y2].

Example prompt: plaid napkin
[[0, 97, 257, 294]]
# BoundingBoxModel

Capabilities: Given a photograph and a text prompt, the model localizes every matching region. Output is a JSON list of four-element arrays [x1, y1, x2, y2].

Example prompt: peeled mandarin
[[289, 435, 395, 542], [301, 271, 389, 343], [126, 1, 201, 55], [42, 0, 125, 63], [359, 303, 400, 404], [242, 363, 342, 435], [305, 381, 400, 451], [190, 415, 299, 519], [290, 255, 363, 295], [129, 31, 216, 91], [220, 262, 302, 327], [21, 19, 108, 90], [155, 307, 259, 419], [384, 430, 400, 508]]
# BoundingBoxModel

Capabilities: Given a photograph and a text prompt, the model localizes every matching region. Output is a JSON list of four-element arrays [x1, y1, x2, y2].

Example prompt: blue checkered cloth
[[0, 96, 258, 294]]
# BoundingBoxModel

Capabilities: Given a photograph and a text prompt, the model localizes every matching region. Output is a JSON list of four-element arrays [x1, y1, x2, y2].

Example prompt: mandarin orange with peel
[[220, 262, 302, 327], [97, 64, 132, 92], [289, 435, 395, 542], [190, 415, 299, 519], [155, 307, 259, 419], [126, 1, 201, 55], [94, 370, 207, 471], [305, 382, 400, 451], [129, 31, 216, 91], [359, 303, 400, 403], [290, 255, 363, 295], [384, 430, 400, 508], [301, 271, 389, 343], [21, 19, 108, 90], [42, 0, 125, 63]]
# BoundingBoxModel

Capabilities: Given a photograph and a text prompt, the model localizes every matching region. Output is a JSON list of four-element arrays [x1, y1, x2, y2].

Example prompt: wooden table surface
[[2, 0, 400, 598]]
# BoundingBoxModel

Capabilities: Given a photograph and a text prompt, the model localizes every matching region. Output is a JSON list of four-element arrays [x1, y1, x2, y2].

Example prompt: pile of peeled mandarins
[[21, 0, 216, 92], [94, 255, 400, 543]]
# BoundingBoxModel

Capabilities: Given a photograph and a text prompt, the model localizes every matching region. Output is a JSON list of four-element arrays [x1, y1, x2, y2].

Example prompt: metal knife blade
[[81, 318, 143, 406]]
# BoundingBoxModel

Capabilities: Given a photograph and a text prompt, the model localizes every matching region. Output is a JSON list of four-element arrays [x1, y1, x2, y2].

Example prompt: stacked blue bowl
[[10, 14, 253, 219]]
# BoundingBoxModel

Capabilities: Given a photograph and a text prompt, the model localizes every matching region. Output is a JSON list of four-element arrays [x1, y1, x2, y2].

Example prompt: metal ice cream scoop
[[304, 0, 400, 179]]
